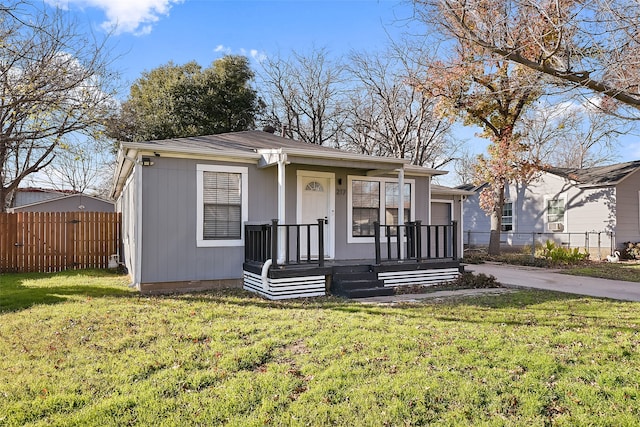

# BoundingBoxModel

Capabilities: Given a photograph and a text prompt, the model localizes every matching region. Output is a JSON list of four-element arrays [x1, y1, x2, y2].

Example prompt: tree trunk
[[488, 181, 505, 255]]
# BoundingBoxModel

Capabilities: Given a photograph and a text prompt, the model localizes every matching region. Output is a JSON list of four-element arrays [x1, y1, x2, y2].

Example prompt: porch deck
[[243, 219, 462, 299], [243, 258, 462, 300]]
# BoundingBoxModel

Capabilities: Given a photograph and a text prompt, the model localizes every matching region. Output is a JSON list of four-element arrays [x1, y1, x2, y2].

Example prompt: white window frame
[[544, 195, 567, 231], [196, 164, 249, 247], [347, 175, 415, 244], [501, 200, 514, 232]]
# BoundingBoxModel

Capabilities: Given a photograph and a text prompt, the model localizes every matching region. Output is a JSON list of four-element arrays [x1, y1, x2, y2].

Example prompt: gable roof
[[546, 160, 640, 187], [9, 193, 113, 212]]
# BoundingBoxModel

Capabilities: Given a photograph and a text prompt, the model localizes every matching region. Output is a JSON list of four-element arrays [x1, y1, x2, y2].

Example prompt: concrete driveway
[[466, 263, 640, 302]]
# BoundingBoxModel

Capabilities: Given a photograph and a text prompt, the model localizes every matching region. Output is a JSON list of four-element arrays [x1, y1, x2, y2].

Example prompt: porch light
[[141, 157, 154, 166]]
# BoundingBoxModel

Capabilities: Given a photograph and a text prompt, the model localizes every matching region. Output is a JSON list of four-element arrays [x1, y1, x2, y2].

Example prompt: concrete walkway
[[467, 263, 640, 302]]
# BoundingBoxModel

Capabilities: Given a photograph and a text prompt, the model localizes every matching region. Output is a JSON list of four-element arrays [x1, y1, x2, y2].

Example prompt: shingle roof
[[546, 160, 640, 186], [127, 130, 366, 157]]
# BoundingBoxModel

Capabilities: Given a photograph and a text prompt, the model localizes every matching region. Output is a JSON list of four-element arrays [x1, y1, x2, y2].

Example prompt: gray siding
[[615, 169, 640, 245], [12, 195, 114, 212], [136, 158, 436, 284], [139, 157, 277, 284], [13, 190, 63, 207]]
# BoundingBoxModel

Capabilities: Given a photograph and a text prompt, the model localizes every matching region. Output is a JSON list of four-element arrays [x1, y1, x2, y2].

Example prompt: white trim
[[296, 170, 336, 259], [430, 198, 454, 223], [134, 158, 143, 287], [277, 156, 287, 262], [196, 164, 249, 247], [347, 175, 416, 244], [501, 199, 514, 232]]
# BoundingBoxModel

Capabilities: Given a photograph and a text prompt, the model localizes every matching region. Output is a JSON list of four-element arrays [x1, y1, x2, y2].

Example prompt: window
[[348, 176, 415, 242], [352, 180, 379, 237], [501, 202, 513, 231], [547, 199, 565, 224], [385, 182, 411, 235], [197, 165, 248, 247], [305, 181, 324, 192]]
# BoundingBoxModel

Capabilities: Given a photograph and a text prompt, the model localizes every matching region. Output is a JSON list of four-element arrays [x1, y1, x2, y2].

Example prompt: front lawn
[[1, 271, 639, 426], [564, 262, 640, 282]]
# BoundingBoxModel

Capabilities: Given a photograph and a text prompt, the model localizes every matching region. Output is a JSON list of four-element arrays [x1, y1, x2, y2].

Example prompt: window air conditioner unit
[[548, 222, 564, 232]]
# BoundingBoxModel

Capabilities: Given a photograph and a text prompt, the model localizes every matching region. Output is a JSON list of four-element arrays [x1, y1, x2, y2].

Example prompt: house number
[[336, 189, 347, 196]]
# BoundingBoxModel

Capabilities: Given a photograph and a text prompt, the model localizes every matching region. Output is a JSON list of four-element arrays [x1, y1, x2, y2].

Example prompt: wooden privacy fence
[[0, 212, 121, 273]]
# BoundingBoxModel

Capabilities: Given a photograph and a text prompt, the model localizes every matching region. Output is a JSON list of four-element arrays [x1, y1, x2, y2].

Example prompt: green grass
[[2, 271, 640, 426], [564, 262, 640, 282]]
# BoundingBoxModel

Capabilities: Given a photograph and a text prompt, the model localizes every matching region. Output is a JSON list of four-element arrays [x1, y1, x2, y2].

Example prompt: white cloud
[[216, 45, 266, 62], [214, 45, 233, 54], [45, 0, 183, 35]]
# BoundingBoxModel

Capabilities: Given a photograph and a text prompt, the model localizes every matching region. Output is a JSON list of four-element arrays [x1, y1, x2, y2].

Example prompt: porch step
[[330, 268, 394, 299]]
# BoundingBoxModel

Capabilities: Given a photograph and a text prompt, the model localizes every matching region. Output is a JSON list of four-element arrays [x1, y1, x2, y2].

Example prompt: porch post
[[277, 153, 287, 264], [398, 168, 405, 260]]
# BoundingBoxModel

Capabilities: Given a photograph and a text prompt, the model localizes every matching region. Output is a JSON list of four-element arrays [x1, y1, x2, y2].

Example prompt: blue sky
[[45, 0, 638, 181], [49, 0, 417, 91]]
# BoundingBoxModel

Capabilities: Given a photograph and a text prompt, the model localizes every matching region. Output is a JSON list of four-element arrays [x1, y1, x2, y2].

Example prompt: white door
[[298, 172, 335, 259]]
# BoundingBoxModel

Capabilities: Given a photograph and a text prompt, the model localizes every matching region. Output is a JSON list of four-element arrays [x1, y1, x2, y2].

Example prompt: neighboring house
[[11, 188, 68, 208], [111, 130, 466, 299], [460, 161, 640, 253], [9, 192, 114, 213]]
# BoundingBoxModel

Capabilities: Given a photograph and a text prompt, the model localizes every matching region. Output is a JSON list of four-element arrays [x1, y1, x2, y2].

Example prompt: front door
[[297, 171, 335, 259]]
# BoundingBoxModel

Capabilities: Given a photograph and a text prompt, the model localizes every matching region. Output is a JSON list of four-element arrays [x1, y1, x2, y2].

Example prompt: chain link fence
[[463, 230, 615, 260]]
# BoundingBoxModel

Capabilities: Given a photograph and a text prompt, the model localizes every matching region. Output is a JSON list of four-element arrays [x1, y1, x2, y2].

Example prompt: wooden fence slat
[[0, 212, 121, 273]]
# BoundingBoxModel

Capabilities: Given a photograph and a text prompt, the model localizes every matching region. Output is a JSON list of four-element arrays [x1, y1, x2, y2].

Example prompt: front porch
[[243, 220, 463, 300]]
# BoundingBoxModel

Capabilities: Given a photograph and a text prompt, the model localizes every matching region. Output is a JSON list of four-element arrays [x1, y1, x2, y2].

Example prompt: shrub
[[454, 271, 501, 288], [536, 240, 589, 265], [622, 242, 640, 260]]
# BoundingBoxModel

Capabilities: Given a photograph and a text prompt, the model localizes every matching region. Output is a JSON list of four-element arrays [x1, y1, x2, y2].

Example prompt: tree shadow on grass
[[0, 269, 135, 313]]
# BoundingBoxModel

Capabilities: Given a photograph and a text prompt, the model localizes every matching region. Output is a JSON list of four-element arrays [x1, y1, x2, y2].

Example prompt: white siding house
[[461, 161, 640, 255]]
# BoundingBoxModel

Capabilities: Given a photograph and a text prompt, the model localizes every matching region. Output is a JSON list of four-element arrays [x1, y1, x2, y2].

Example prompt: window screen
[[502, 202, 513, 231], [384, 182, 411, 226], [352, 180, 379, 237], [547, 199, 565, 224], [203, 171, 242, 239]]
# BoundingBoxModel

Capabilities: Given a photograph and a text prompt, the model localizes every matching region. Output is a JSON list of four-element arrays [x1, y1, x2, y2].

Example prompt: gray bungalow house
[[461, 161, 640, 254], [111, 131, 465, 299]]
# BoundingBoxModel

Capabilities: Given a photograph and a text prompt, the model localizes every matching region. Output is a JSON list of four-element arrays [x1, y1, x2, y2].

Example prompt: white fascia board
[[260, 147, 408, 168], [402, 164, 448, 177], [121, 142, 262, 162], [110, 146, 138, 199]]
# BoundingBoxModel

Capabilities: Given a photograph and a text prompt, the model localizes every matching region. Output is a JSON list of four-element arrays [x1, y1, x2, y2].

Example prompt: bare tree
[[452, 148, 480, 185], [41, 136, 114, 194], [413, 0, 640, 115], [258, 47, 346, 145], [519, 99, 625, 169], [0, 1, 117, 210], [342, 50, 457, 168]]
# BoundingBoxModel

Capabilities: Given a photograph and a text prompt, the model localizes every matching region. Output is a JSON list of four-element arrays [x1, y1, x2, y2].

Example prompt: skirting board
[[378, 268, 460, 287], [243, 270, 326, 300]]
